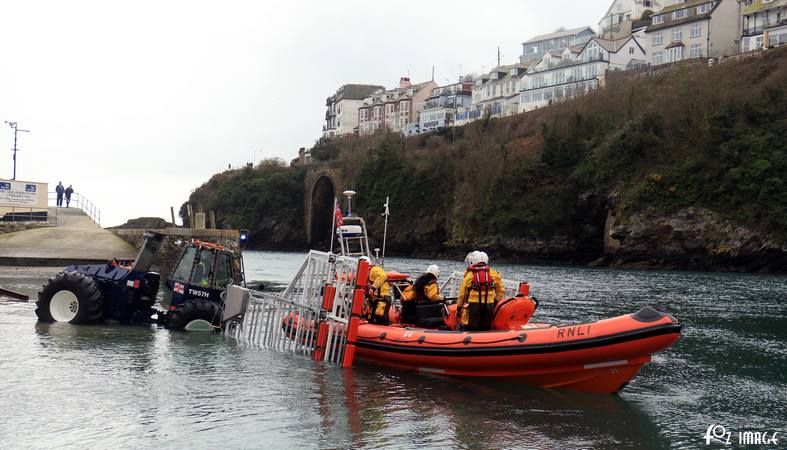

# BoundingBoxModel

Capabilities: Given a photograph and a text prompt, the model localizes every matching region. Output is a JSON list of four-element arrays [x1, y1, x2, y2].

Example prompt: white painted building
[[462, 63, 531, 123], [740, 0, 787, 51], [643, 0, 740, 65], [518, 36, 646, 112], [410, 80, 474, 134], [323, 84, 384, 138], [599, 0, 665, 38], [520, 27, 596, 63]]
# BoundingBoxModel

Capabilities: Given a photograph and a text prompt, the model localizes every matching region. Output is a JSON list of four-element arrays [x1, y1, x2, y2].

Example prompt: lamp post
[[4, 121, 31, 180]]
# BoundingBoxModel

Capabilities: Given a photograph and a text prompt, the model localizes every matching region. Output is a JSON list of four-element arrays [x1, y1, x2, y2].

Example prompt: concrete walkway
[[0, 207, 137, 265]]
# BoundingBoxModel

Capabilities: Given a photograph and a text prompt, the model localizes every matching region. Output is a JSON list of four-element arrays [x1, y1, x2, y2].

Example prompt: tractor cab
[[166, 240, 245, 309]]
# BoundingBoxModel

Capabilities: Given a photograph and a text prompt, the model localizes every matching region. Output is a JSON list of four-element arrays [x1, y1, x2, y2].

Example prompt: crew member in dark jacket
[[55, 182, 64, 207], [414, 265, 444, 303], [402, 265, 445, 327], [65, 185, 74, 207]]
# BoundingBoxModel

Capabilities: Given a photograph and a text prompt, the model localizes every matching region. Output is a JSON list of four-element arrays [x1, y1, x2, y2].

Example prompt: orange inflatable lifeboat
[[353, 299, 680, 394], [283, 270, 681, 394]]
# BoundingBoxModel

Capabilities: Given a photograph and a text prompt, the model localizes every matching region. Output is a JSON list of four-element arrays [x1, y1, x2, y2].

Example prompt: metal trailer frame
[[229, 251, 369, 366]]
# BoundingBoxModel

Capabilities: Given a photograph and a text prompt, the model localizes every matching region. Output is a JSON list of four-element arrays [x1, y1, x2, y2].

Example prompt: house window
[[667, 45, 683, 62], [653, 14, 664, 24], [690, 44, 702, 58], [690, 23, 702, 37], [697, 3, 711, 13], [654, 33, 664, 45], [585, 42, 599, 61], [673, 9, 687, 19], [629, 46, 635, 54], [653, 51, 664, 64], [644, 0, 653, 6], [672, 28, 682, 41]]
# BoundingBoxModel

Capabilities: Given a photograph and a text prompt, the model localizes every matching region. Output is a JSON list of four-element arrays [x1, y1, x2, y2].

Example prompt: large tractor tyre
[[166, 299, 223, 332], [36, 272, 104, 324]]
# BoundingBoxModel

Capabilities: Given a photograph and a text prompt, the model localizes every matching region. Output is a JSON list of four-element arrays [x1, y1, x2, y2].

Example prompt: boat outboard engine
[[492, 295, 538, 331]]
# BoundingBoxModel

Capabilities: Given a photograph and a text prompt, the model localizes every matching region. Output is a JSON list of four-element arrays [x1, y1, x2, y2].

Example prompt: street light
[[4, 121, 31, 180]]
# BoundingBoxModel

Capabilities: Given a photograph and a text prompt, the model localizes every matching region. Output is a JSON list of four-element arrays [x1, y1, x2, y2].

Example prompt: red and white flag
[[335, 199, 344, 227]]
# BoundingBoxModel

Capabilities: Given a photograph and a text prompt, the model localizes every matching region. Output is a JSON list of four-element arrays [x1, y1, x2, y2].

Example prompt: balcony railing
[[528, 55, 609, 74], [743, 25, 765, 36]]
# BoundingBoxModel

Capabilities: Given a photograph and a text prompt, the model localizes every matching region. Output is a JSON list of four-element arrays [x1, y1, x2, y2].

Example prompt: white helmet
[[464, 250, 487, 266], [479, 251, 489, 264], [426, 264, 440, 278], [359, 256, 371, 264]]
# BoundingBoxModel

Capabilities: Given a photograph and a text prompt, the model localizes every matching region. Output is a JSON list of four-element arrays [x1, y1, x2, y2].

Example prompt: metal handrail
[[48, 191, 102, 226]]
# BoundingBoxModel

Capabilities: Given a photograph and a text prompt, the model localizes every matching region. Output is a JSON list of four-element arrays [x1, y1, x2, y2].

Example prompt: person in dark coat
[[65, 185, 74, 207], [55, 182, 64, 207]]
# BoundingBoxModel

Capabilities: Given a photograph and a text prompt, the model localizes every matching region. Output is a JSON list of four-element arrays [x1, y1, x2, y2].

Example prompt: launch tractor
[[35, 230, 248, 331]]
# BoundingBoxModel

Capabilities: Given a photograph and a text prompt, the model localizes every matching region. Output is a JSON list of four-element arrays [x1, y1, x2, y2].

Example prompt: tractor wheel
[[36, 272, 104, 324], [166, 299, 223, 332]]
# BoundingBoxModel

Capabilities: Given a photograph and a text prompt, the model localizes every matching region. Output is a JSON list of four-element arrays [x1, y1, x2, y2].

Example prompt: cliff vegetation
[[184, 48, 787, 272]]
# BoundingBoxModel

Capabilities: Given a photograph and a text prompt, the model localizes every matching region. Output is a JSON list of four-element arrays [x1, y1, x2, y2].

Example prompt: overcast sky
[[0, 0, 608, 227]]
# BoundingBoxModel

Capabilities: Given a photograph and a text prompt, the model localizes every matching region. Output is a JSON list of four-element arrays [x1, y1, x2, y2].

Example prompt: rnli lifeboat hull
[[354, 307, 680, 394]]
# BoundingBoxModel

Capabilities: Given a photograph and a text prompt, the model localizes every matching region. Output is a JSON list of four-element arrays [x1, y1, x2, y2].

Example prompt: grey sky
[[0, 0, 608, 226]]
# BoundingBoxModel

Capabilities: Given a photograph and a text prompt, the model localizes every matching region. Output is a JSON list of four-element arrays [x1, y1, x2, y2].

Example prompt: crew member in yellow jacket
[[457, 251, 505, 331], [402, 264, 444, 325], [367, 262, 392, 325]]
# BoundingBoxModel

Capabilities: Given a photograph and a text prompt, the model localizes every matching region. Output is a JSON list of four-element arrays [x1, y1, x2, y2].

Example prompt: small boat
[[353, 303, 680, 394]]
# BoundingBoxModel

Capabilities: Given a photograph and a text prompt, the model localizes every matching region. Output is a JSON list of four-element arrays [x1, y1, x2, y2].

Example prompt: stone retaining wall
[[0, 222, 53, 235]]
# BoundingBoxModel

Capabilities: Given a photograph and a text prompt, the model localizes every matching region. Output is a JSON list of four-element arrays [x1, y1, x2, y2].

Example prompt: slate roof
[[334, 84, 384, 101], [523, 26, 595, 44], [659, 0, 714, 14], [593, 37, 631, 52]]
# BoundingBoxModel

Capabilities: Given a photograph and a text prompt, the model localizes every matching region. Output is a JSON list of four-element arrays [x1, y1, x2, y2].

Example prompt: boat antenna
[[381, 196, 390, 267]]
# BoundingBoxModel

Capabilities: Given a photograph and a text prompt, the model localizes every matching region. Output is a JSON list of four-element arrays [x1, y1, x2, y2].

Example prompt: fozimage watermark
[[704, 424, 779, 446]]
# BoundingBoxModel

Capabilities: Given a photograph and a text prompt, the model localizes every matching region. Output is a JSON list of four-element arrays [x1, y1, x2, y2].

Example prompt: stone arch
[[303, 163, 345, 245], [308, 176, 336, 247]]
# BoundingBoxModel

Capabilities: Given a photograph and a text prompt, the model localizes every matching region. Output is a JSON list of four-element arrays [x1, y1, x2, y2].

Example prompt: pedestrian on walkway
[[65, 185, 74, 208], [55, 182, 64, 207]]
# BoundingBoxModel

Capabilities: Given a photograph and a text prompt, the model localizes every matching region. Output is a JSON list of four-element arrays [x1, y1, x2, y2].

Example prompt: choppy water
[[1, 251, 785, 449]]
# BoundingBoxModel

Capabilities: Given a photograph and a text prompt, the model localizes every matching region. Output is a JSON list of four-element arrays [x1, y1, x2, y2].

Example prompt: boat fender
[[517, 333, 527, 342], [417, 335, 425, 344], [463, 336, 472, 345]]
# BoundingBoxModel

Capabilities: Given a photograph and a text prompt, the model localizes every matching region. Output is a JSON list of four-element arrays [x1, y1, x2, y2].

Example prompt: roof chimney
[[399, 77, 411, 89]]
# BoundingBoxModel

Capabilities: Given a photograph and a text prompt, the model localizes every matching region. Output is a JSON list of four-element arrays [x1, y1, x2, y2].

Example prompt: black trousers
[[460, 302, 495, 331], [56, 194, 63, 206]]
